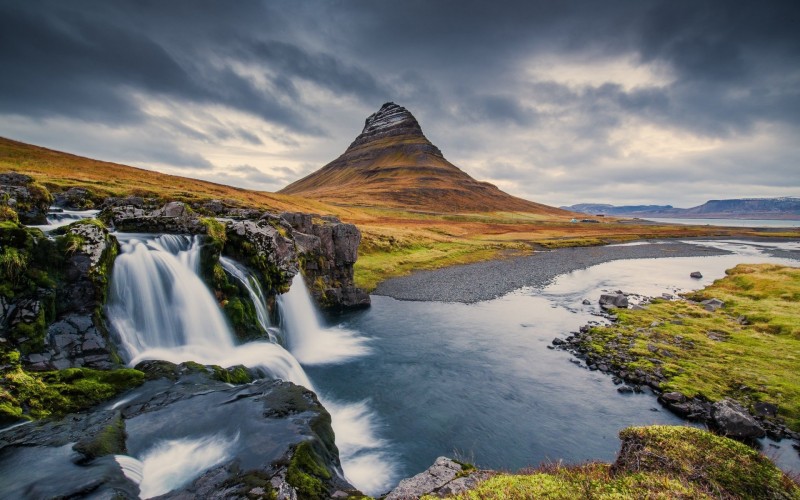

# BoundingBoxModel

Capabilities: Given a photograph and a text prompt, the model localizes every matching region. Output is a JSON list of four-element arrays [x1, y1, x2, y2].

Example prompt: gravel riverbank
[[374, 240, 737, 303]]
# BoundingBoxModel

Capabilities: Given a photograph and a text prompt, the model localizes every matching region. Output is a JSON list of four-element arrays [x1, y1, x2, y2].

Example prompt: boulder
[[711, 399, 766, 439], [53, 187, 95, 210], [385, 457, 468, 500], [702, 298, 724, 312], [690, 271, 703, 279], [0, 172, 53, 224], [599, 293, 628, 310]]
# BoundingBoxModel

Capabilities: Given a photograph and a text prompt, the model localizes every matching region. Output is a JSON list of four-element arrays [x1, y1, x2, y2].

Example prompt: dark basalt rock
[[599, 293, 628, 310], [711, 399, 766, 439], [0, 365, 353, 499]]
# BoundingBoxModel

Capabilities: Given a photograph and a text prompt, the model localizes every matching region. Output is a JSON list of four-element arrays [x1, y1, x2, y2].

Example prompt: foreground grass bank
[[434, 426, 799, 499], [572, 263, 800, 431]]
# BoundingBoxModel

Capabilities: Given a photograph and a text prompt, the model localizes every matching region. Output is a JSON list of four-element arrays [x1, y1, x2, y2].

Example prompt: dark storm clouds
[[0, 0, 798, 204]]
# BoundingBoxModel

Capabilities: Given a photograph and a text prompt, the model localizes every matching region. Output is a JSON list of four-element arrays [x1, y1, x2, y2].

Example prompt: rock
[[552, 338, 566, 346], [690, 271, 703, 279], [754, 402, 779, 418], [582, 299, 591, 305], [53, 187, 95, 210], [617, 385, 634, 394], [599, 293, 628, 310], [384, 457, 462, 499], [702, 298, 724, 312], [0, 172, 53, 224], [0, 368, 352, 499], [711, 399, 766, 439]]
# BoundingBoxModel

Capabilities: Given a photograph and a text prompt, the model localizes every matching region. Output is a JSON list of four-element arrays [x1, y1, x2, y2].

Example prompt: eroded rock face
[[0, 364, 354, 499], [105, 200, 205, 234], [0, 172, 53, 224], [281, 212, 370, 309]]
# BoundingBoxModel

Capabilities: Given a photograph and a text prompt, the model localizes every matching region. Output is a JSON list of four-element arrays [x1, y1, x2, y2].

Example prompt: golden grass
[[3, 136, 797, 290]]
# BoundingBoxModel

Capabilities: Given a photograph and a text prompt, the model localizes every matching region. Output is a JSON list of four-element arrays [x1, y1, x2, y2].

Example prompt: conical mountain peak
[[280, 103, 567, 215]]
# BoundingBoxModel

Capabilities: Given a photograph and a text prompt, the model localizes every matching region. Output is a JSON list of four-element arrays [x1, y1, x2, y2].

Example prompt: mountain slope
[[281, 103, 568, 215], [0, 136, 336, 214]]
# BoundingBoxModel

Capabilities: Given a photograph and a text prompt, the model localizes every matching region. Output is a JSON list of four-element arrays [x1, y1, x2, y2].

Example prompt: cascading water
[[278, 275, 371, 365], [278, 275, 396, 493], [219, 256, 275, 341], [105, 233, 396, 495], [108, 235, 232, 362]]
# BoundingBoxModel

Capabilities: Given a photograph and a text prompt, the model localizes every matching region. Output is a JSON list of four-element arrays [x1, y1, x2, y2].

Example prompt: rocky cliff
[[280, 102, 570, 215]]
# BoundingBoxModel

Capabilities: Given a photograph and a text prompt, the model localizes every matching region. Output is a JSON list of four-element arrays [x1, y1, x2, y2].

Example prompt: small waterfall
[[117, 434, 236, 499], [106, 234, 309, 386], [107, 235, 233, 361], [278, 275, 371, 365], [219, 256, 274, 341], [32, 208, 100, 232]]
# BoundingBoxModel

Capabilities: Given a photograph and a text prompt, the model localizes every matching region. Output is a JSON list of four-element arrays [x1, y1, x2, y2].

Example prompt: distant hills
[[562, 198, 800, 220], [281, 102, 569, 215]]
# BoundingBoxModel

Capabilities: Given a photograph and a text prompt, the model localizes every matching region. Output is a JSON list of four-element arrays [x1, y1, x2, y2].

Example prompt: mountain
[[562, 198, 800, 220], [280, 102, 568, 214]]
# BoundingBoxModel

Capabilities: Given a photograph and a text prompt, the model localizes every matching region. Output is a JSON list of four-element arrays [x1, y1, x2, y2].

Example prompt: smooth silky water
[[310, 239, 800, 485]]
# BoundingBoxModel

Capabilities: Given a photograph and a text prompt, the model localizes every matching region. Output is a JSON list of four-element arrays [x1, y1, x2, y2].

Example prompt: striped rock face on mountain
[[280, 102, 568, 215]]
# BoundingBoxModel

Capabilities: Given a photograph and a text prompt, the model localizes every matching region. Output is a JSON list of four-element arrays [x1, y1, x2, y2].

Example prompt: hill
[[0, 136, 337, 215], [280, 102, 569, 215], [563, 198, 800, 220]]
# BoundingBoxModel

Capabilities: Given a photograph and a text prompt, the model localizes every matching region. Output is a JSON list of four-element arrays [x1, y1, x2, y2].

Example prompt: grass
[[578, 264, 800, 430], [435, 426, 799, 499], [3, 135, 798, 290]]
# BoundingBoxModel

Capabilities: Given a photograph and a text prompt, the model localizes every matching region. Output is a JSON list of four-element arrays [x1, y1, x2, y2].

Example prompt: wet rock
[[618, 385, 634, 394], [0, 369, 352, 500], [711, 399, 766, 439], [690, 271, 703, 279], [754, 402, 779, 418], [582, 299, 591, 305]]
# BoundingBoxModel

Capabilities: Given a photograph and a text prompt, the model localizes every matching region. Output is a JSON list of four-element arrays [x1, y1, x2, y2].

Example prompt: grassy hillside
[[2, 136, 797, 290]]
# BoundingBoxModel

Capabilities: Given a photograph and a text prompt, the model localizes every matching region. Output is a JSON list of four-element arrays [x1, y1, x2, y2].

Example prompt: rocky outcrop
[[53, 187, 96, 210], [102, 201, 369, 310], [385, 457, 490, 500], [0, 172, 53, 224], [711, 399, 766, 439], [0, 362, 356, 499], [282, 212, 370, 309]]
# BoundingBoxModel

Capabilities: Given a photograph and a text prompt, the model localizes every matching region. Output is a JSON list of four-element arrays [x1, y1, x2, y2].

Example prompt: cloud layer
[[1, 0, 798, 206]]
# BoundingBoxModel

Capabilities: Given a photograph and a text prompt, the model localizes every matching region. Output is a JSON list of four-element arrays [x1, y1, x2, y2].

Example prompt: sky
[[1, 0, 798, 208]]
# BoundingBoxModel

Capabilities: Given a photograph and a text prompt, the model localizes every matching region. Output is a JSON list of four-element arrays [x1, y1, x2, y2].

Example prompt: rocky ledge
[[0, 361, 357, 499]]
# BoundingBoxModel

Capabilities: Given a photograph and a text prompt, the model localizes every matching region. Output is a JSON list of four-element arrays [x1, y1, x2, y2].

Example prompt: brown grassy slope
[[0, 136, 342, 215], [280, 103, 569, 215]]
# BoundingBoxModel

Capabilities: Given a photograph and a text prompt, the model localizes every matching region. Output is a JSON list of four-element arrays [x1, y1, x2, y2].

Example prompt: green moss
[[222, 469, 277, 499], [616, 426, 800, 499], [212, 364, 254, 385], [439, 426, 799, 499], [9, 305, 47, 354], [73, 413, 127, 459], [574, 264, 800, 431], [285, 441, 332, 500], [0, 366, 145, 422], [0, 205, 19, 223]]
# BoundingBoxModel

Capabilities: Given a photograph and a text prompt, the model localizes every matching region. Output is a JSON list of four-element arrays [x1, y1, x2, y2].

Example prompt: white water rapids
[[106, 233, 394, 497]]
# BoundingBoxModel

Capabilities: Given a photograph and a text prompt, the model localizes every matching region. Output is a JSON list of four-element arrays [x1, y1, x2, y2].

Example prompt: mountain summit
[[280, 103, 565, 214]]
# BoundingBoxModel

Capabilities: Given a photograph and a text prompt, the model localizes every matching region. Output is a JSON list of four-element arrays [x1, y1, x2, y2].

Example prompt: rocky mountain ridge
[[563, 197, 800, 219]]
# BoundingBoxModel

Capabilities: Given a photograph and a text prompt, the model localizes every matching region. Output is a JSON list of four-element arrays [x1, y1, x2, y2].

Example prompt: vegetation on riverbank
[[575, 264, 800, 430], [437, 426, 799, 499]]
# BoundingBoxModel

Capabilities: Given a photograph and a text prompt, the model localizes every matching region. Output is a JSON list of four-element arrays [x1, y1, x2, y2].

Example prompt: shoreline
[[374, 237, 800, 303]]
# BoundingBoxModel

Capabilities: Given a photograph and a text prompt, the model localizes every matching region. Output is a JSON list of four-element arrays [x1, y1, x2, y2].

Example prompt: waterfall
[[107, 235, 233, 360], [106, 234, 393, 495], [34, 208, 101, 232], [219, 256, 274, 341], [106, 234, 309, 386], [278, 275, 371, 365]]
